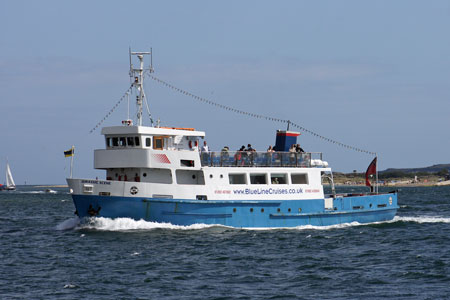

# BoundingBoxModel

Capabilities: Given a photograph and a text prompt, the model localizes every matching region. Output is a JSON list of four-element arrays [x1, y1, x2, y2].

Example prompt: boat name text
[[81, 180, 111, 185]]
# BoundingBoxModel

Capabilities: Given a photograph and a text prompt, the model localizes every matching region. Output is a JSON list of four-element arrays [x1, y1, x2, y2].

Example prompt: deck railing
[[200, 151, 323, 168]]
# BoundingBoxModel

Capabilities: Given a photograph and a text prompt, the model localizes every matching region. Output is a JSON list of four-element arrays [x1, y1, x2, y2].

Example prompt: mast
[[129, 48, 154, 126]]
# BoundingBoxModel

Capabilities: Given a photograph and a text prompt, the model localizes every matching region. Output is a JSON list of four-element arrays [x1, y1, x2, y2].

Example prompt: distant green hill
[[381, 164, 450, 174]]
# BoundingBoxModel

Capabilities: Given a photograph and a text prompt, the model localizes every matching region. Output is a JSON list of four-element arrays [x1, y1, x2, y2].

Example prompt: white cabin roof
[[101, 126, 205, 137]]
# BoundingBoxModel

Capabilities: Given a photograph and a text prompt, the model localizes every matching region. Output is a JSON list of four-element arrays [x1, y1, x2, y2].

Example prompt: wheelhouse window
[[250, 173, 267, 185], [112, 137, 119, 147], [146, 137, 151, 147], [153, 136, 164, 150], [119, 137, 126, 147], [229, 173, 246, 185], [106, 137, 112, 148], [135, 136, 140, 146], [271, 173, 287, 184], [127, 137, 135, 147], [291, 173, 308, 184]]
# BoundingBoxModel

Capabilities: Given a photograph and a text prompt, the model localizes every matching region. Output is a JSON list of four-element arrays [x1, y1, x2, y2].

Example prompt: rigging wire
[[147, 73, 376, 155], [89, 84, 134, 134], [141, 85, 154, 126]]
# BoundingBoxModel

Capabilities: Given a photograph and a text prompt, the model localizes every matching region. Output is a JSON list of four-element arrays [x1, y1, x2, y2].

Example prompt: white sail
[[6, 163, 15, 187]]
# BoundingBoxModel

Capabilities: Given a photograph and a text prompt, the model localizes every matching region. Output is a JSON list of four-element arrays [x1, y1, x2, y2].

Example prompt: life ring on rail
[[189, 141, 193, 149], [195, 141, 198, 147]]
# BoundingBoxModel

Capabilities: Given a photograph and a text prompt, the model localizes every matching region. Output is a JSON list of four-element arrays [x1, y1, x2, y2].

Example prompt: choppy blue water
[[1, 186, 449, 300]]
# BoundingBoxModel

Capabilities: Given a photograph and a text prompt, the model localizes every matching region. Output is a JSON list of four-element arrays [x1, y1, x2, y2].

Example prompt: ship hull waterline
[[71, 193, 398, 228]]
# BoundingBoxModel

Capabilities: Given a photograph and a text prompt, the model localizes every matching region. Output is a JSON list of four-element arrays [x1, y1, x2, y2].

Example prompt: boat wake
[[55, 215, 450, 232], [56, 217, 81, 231], [393, 216, 450, 224], [79, 217, 218, 231]]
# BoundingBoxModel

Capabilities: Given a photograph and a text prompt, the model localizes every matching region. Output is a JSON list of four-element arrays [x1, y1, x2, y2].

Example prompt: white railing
[[200, 151, 324, 168]]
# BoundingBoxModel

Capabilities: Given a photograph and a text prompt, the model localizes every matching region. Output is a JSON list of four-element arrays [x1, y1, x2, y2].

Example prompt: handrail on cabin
[[200, 151, 325, 168]]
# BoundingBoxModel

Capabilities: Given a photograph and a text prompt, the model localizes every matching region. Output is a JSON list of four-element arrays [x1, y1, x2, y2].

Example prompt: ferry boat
[[67, 51, 398, 228]]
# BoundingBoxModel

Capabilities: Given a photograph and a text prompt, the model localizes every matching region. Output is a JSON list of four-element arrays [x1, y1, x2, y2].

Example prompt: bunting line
[[147, 74, 376, 155], [89, 84, 134, 134]]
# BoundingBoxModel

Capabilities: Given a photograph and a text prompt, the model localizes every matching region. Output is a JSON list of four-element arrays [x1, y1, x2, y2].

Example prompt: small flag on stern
[[64, 147, 75, 157], [365, 157, 377, 187]]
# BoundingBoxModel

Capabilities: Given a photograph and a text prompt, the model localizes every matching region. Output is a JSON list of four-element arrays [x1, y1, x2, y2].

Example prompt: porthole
[[261, 208, 264, 213], [288, 208, 291, 213], [250, 208, 254, 213], [143, 173, 147, 177], [369, 203, 372, 208], [220, 174, 223, 178], [277, 208, 281, 213], [209, 174, 213, 178], [192, 175, 196, 179], [233, 208, 236, 213], [298, 208, 302, 213]]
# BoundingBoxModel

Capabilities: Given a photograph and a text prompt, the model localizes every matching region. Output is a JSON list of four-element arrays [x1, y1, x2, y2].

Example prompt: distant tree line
[[339, 168, 449, 179], [378, 168, 449, 179]]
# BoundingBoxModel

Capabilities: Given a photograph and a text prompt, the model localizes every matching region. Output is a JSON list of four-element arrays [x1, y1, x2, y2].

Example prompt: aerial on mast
[[129, 48, 154, 126]]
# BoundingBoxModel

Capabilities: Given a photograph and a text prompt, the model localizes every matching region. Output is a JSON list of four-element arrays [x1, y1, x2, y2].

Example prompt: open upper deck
[[201, 151, 327, 168]]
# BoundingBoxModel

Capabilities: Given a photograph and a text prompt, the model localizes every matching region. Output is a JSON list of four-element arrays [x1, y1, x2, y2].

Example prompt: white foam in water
[[56, 217, 81, 231], [79, 217, 217, 231], [394, 216, 450, 223], [63, 284, 77, 289], [57, 215, 450, 232], [248, 221, 366, 231]]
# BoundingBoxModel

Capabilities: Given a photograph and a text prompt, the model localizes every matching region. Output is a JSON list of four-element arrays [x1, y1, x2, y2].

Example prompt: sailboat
[[3, 162, 16, 191]]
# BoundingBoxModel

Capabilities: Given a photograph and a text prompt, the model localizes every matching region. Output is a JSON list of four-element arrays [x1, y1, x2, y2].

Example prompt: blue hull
[[72, 193, 398, 228]]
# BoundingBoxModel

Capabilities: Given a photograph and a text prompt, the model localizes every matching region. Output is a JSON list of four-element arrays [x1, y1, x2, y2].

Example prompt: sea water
[[1, 185, 449, 299]]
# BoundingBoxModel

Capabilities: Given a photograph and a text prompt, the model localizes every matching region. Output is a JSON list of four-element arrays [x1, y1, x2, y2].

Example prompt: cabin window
[[135, 137, 140, 146], [146, 137, 151, 147], [250, 173, 267, 184], [176, 170, 205, 185], [180, 160, 195, 167], [229, 174, 247, 185], [153, 136, 164, 150], [112, 137, 119, 147], [291, 173, 309, 184], [106, 137, 111, 148], [271, 173, 287, 184], [119, 137, 126, 147], [127, 137, 135, 147]]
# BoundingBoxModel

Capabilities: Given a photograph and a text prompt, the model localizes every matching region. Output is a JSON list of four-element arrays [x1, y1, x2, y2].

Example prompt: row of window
[[229, 173, 308, 185], [107, 169, 309, 186], [106, 136, 165, 149]]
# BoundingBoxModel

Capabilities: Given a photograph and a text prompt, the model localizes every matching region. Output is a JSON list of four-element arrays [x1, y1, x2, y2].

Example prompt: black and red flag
[[365, 157, 377, 187]]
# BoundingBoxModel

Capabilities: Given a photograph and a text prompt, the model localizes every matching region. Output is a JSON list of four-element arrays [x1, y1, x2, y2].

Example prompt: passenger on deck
[[266, 145, 275, 166], [246, 144, 256, 165], [235, 145, 246, 166], [201, 141, 210, 164], [220, 146, 230, 166], [289, 144, 296, 164], [296, 144, 305, 153]]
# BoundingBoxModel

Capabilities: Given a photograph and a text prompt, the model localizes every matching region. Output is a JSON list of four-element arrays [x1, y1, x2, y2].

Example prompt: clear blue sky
[[1, 0, 449, 184]]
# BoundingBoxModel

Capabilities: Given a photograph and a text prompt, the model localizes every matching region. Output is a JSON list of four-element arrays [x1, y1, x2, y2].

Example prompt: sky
[[1, 0, 449, 184]]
